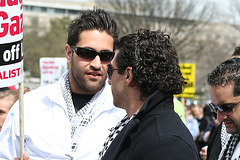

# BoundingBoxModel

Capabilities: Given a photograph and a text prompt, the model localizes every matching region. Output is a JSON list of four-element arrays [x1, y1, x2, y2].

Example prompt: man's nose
[[217, 111, 228, 122], [90, 55, 102, 69]]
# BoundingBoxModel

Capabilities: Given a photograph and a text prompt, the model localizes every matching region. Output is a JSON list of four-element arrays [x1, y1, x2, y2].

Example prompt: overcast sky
[[56, 0, 240, 24], [207, 0, 240, 24]]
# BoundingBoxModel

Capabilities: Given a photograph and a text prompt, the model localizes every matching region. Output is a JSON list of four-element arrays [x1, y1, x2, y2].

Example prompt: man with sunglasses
[[0, 9, 125, 159], [200, 47, 240, 160], [207, 57, 240, 160], [98, 29, 200, 160]]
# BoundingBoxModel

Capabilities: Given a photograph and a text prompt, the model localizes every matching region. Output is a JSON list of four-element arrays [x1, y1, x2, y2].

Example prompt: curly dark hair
[[207, 58, 240, 96], [232, 46, 240, 57], [115, 29, 186, 99], [67, 8, 119, 47]]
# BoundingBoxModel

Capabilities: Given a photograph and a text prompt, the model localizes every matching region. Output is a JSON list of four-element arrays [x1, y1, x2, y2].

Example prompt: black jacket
[[207, 122, 222, 160], [101, 91, 200, 160]]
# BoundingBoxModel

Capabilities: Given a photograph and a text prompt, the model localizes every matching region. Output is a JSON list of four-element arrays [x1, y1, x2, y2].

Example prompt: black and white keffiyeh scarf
[[98, 115, 130, 160], [218, 134, 240, 160], [221, 123, 230, 148], [98, 112, 138, 160], [63, 72, 109, 158]]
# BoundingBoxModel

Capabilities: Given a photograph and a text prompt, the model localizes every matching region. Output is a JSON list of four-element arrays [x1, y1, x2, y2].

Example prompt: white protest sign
[[40, 57, 67, 86], [0, 0, 24, 87]]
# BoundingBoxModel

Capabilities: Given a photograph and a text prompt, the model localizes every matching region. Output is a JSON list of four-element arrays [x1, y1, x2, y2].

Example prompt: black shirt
[[72, 92, 94, 113]]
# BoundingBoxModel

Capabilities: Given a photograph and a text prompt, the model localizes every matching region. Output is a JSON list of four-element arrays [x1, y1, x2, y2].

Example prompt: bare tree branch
[[96, 0, 216, 58], [96, 0, 237, 98]]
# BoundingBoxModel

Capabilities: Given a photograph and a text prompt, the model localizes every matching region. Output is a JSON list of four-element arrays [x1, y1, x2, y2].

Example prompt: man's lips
[[224, 120, 234, 127], [86, 71, 102, 77]]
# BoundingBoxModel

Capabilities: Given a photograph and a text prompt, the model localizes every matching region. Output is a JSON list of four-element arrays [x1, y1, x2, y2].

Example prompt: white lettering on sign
[[0, 0, 24, 87], [3, 44, 20, 62]]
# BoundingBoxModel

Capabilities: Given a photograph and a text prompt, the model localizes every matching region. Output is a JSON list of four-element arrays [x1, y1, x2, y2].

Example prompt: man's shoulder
[[24, 82, 62, 103], [24, 85, 46, 97]]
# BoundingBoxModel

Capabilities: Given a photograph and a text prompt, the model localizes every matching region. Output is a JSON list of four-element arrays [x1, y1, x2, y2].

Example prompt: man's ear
[[65, 44, 73, 64], [125, 67, 134, 86]]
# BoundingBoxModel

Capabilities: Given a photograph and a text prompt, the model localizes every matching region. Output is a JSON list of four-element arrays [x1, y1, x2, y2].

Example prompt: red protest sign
[[0, 0, 23, 87]]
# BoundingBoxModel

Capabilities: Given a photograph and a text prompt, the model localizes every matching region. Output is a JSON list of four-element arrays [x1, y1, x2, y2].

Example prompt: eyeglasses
[[72, 46, 115, 62], [208, 100, 240, 115], [107, 64, 122, 80]]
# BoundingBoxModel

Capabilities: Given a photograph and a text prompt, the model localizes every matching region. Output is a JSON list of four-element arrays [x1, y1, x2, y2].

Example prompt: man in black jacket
[[206, 58, 240, 160], [200, 46, 240, 160], [98, 29, 200, 160]]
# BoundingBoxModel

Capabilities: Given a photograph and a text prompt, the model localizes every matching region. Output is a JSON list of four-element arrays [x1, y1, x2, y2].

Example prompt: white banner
[[40, 57, 67, 86], [0, 0, 24, 87]]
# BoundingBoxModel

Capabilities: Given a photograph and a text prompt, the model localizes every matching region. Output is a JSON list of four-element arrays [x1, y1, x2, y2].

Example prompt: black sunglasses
[[107, 64, 122, 80], [208, 100, 240, 115], [72, 46, 115, 62]]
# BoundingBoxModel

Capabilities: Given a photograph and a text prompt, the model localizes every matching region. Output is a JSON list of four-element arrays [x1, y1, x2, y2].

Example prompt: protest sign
[[0, 0, 24, 87], [40, 57, 67, 86], [175, 63, 195, 98]]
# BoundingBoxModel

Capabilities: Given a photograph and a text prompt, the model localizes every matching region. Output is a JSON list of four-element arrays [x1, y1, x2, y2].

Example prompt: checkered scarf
[[63, 72, 109, 157], [218, 134, 240, 160], [98, 112, 139, 160], [98, 115, 130, 160], [221, 123, 230, 148]]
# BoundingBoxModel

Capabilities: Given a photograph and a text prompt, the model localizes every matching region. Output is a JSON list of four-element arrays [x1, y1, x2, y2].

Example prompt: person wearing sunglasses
[[98, 29, 200, 160], [0, 9, 126, 160], [199, 47, 240, 160], [207, 57, 240, 160]]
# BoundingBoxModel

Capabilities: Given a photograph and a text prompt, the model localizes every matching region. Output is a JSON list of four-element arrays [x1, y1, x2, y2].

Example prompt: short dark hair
[[232, 46, 240, 57], [115, 29, 185, 98], [207, 58, 240, 96], [67, 9, 119, 47]]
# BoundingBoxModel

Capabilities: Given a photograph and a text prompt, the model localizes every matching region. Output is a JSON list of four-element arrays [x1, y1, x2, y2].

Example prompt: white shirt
[[231, 141, 240, 160], [0, 72, 126, 160]]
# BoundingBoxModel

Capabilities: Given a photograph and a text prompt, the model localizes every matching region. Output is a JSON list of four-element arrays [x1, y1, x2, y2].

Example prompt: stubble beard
[[71, 66, 106, 94]]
